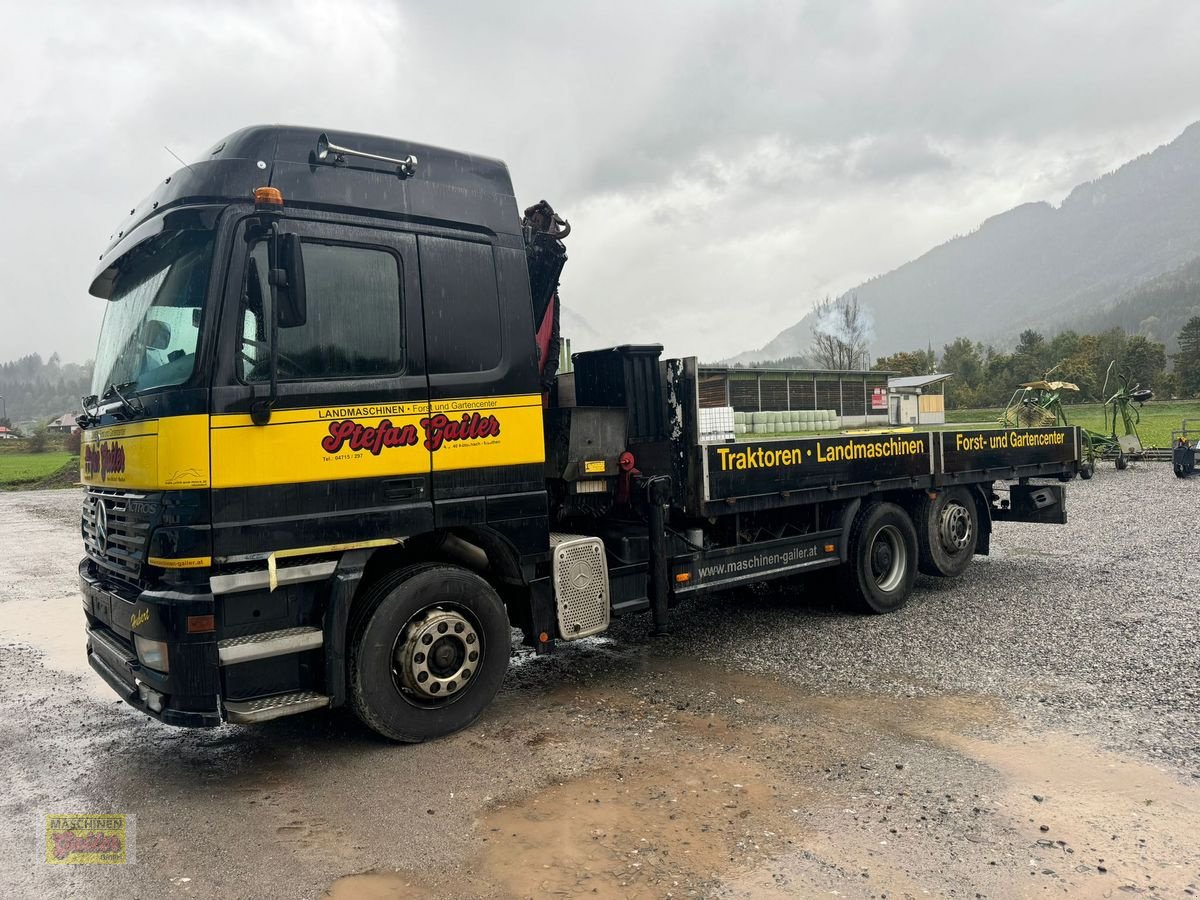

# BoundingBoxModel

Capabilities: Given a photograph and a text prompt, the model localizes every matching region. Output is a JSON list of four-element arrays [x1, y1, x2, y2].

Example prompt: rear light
[[134, 635, 169, 673]]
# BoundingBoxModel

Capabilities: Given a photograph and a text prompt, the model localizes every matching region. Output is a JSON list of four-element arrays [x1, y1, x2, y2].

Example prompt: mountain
[[1085, 253, 1200, 351], [727, 122, 1200, 364]]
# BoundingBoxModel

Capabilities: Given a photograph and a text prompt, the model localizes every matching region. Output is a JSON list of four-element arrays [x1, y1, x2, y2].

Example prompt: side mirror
[[269, 232, 307, 328]]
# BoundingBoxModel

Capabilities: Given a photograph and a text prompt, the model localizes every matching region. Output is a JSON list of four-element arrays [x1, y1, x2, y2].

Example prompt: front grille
[[83, 488, 152, 584]]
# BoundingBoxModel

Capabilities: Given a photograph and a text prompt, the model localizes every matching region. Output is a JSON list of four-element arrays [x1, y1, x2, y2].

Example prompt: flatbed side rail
[[695, 426, 1078, 511]]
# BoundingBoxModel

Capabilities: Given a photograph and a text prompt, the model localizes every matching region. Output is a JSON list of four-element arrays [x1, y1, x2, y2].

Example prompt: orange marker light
[[186, 614, 215, 634], [824, 544, 836, 553], [254, 186, 284, 207], [675, 573, 690, 583], [538, 631, 550, 643]]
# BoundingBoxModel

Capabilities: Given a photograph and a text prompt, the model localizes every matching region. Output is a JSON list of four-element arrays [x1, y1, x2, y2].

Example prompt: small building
[[47, 413, 80, 434], [0, 425, 19, 440], [887, 374, 952, 425], [698, 366, 895, 428]]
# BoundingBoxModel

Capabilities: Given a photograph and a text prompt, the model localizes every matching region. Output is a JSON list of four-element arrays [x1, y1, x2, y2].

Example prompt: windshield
[[90, 229, 215, 398]]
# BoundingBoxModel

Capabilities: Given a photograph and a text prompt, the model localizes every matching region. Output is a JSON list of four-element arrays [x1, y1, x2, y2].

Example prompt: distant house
[[0, 425, 19, 440], [47, 413, 80, 434], [887, 374, 953, 425]]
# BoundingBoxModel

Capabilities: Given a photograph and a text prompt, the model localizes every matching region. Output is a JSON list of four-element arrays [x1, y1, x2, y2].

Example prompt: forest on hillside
[[0, 354, 93, 430]]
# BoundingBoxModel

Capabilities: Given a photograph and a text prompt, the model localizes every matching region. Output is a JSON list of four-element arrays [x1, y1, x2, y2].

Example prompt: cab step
[[217, 626, 324, 665], [223, 691, 330, 724]]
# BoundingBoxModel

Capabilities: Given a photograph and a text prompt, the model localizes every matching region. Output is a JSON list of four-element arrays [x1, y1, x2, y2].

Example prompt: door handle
[[383, 477, 425, 502]]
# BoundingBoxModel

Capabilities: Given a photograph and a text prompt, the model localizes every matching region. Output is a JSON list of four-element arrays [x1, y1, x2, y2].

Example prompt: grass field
[[0, 453, 75, 488], [945, 400, 1200, 447]]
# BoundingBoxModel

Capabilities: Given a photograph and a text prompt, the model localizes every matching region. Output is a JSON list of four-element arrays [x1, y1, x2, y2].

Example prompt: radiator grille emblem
[[95, 499, 109, 555]]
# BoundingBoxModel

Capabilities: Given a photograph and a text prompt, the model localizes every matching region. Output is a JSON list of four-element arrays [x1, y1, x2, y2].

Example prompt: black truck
[[78, 126, 1082, 742]]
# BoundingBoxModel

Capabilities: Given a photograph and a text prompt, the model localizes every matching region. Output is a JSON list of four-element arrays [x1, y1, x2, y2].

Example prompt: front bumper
[[80, 559, 222, 727]]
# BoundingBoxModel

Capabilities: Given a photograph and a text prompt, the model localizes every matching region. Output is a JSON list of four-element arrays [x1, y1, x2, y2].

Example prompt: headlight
[[134, 635, 170, 673]]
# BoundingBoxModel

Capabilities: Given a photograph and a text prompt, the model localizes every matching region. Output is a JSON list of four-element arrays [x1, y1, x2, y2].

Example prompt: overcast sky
[[3, 0, 1200, 364]]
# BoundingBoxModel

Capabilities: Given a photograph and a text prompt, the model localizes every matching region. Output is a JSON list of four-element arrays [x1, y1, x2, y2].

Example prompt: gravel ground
[[0, 466, 1198, 899], [646, 464, 1200, 774]]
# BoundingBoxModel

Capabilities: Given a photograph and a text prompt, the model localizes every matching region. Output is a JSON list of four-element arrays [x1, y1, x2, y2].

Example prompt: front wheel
[[838, 502, 918, 614], [348, 563, 511, 742]]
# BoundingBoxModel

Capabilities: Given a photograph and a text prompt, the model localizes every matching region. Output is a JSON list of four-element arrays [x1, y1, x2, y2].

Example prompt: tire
[[348, 563, 511, 742], [1115, 453, 1128, 471], [1079, 460, 1094, 480], [913, 487, 978, 578], [838, 502, 918, 614]]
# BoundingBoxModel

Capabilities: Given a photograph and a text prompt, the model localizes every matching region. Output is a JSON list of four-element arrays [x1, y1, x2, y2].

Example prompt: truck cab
[[81, 126, 560, 740]]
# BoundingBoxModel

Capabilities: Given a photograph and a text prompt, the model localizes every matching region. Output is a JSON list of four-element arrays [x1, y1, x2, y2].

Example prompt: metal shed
[[697, 366, 894, 428], [887, 373, 953, 425]]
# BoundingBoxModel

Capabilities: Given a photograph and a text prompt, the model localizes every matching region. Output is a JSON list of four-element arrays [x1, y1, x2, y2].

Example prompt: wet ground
[[1, 466, 1198, 899]]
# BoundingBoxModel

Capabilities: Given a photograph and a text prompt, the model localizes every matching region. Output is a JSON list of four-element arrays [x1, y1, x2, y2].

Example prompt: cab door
[[209, 219, 430, 559]]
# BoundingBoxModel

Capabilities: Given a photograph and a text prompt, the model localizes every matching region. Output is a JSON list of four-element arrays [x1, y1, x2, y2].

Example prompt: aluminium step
[[223, 691, 330, 724], [217, 626, 324, 665]]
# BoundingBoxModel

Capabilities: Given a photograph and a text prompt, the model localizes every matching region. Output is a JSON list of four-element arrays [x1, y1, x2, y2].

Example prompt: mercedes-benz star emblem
[[569, 559, 591, 590], [95, 499, 109, 555]]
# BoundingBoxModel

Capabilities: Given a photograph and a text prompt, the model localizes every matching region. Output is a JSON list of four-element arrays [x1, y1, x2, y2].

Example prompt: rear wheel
[[1079, 459, 1094, 480], [838, 502, 918, 614], [1115, 453, 1129, 471], [349, 563, 511, 742], [914, 487, 978, 578]]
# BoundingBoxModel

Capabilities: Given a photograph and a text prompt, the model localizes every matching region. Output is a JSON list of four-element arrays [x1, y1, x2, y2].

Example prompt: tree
[[1012, 329, 1051, 385], [810, 294, 872, 370], [1176, 316, 1200, 397], [873, 349, 936, 377], [941, 338, 985, 409], [1117, 335, 1167, 392], [28, 423, 48, 453]]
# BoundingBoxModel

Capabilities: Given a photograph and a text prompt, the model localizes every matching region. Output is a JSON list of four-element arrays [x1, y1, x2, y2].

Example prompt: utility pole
[[0, 395, 6, 422]]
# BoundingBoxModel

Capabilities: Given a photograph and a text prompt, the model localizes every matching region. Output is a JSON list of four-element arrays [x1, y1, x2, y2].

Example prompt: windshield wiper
[[100, 381, 146, 420]]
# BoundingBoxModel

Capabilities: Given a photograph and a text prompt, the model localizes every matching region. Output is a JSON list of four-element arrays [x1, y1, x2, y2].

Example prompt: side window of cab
[[419, 236, 502, 375], [239, 239, 405, 382]]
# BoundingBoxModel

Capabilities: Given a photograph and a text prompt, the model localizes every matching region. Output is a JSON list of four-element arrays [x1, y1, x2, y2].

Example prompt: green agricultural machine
[[1001, 363, 1152, 476]]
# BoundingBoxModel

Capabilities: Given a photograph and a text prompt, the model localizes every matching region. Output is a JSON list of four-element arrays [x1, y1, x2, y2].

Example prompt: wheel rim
[[938, 502, 973, 553], [870, 524, 907, 592], [392, 605, 481, 707]]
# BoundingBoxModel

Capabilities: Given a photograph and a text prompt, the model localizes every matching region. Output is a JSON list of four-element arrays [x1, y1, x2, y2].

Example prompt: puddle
[[480, 750, 797, 898], [947, 731, 1200, 896], [324, 871, 443, 899], [0, 596, 107, 696], [464, 662, 1199, 898]]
